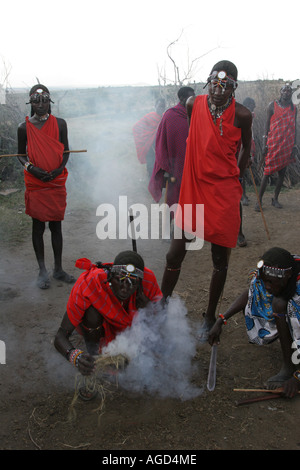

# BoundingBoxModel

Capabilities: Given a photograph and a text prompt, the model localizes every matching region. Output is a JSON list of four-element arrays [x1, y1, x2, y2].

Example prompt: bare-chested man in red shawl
[[148, 87, 195, 212], [161, 61, 252, 341], [54, 250, 162, 396], [255, 83, 298, 210], [132, 98, 166, 177], [18, 85, 75, 289]]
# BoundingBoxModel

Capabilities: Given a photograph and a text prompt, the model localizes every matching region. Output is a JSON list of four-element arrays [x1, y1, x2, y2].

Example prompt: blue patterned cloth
[[245, 273, 300, 349]]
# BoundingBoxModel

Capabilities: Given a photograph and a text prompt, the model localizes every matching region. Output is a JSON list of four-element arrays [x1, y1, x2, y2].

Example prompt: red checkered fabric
[[264, 101, 296, 175]]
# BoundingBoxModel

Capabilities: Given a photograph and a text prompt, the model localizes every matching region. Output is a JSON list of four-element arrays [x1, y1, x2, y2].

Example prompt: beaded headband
[[111, 264, 144, 280], [204, 70, 237, 91], [257, 260, 292, 279], [27, 89, 54, 104]]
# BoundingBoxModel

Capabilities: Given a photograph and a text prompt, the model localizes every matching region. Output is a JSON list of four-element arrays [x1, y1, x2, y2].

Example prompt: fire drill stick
[[0, 149, 87, 158]]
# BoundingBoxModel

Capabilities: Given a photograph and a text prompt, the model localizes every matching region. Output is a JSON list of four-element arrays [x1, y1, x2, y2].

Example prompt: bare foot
[[37, 271, 50, 289], [266, 370, 294, 390], [53, 270, 75, 284], [272, 198, 283, 209], [254, 202, 261, 212], [198, 315, 216, 344], [237, 234, 247, 247], [241, 195, 249, 206]]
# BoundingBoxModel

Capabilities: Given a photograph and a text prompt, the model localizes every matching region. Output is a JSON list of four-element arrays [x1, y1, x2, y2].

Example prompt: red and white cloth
[[264, 101, 296, 176]]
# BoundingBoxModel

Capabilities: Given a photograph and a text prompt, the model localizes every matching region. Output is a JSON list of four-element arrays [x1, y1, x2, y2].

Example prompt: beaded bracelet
[[68, 348, 84, 367], [24, 161, 33, 172], [219, 314, 227, 325], [293, 370, 300, 382]]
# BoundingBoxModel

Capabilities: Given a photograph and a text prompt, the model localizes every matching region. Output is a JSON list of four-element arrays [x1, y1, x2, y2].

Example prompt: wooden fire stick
[[234, 387, 300, 406], [0, 149, 87, 158], [234, 388, 300, 394], [236, 393, 283, 406]]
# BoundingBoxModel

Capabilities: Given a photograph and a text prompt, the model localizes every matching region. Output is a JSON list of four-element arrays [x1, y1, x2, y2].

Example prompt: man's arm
[[208, 289, 249, 345], [54, 312, 96, 376], [260, 101, 274, 167], [49, 118, 70, 179], [186, 95, 196, 125], [236, 104, 253, 177], [17, 123, 28, 167]]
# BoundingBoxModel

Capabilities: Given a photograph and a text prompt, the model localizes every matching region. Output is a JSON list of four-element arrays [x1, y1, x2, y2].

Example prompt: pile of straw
[[68, 353, 128, 422]]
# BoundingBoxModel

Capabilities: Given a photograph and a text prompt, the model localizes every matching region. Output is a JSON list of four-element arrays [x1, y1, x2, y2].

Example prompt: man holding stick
[[208, 247, 300, 398], [17, 84, 75, 289], [161, 61, 252, 341]]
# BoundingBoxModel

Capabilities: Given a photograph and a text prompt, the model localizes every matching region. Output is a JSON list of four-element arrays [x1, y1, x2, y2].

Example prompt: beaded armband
[[293, 370, 300, 382], [68, 348, 84, 367], [24, 161, 33, 172]]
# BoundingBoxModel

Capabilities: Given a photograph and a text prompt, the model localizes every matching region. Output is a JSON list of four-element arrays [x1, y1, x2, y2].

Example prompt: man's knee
[[32, 219, 46, 236], [211, 245, 229, 270], [83, 305, 103, 330], [165, 239, 187, 268], [49, 221, 62, 234]]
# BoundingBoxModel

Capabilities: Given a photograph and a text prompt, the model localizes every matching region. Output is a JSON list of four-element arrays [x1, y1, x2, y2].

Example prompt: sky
[[0, 0, 299, 90]]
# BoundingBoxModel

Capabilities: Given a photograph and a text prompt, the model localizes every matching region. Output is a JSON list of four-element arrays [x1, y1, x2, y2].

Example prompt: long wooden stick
[[234, 388, 300, 394], [249, 167, 271, 240], [0, 149, 87, 158], [236, 393, 283, 406]]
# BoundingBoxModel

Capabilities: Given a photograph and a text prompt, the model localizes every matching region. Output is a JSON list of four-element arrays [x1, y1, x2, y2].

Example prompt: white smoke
[[102, 296, 203, 400]]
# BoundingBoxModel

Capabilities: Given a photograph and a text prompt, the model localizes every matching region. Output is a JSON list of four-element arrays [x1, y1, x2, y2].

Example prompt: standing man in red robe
[[148, 87, 195, 212], [18, 84, 75, 289], [255, 83, 298, 210], [132, 97, 166, 177], [161, 61, 252, 341]]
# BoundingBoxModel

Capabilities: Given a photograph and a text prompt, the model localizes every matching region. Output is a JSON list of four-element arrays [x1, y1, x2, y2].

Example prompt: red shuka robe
[[132, 111, 162, 164], [24, 115, 68, 222], [175, 95, 242, 248], [148, 103, 189, 207]]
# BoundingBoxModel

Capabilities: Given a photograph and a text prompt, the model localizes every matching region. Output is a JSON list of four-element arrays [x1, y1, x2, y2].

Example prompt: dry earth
[[0, 115, 299, 453]]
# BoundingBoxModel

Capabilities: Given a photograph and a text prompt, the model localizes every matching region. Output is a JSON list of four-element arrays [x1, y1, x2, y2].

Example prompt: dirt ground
[[0, 116, 300, 452]]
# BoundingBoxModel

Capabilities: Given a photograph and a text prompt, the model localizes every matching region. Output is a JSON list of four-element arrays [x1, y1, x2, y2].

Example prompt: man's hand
[[282, 376, 300, 398], [48, 168, 63, 180], [208, 318, 223, 346], [77, 353, 96, 376], [29, 165, 52, 182]]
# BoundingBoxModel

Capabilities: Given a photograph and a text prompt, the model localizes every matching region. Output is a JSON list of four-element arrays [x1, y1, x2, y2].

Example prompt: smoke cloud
[[102, 296, 203, 401]]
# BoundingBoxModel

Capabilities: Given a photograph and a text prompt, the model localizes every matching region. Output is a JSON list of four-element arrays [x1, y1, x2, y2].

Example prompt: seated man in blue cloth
[[208, 247, 300, 398]]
